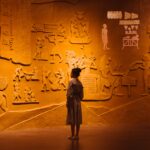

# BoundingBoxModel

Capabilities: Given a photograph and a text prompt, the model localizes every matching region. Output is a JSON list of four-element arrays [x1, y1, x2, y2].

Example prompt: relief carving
[[34, 37, 45, 60], [49, 53, 63, 64], [102, 24, 110, 50], [13, 82, 39, 105], [119, 12, 140, 49], [121, 76, 137, 97], [13, 67, 40, 82], [24, 67, 40, 81], [41, 68, 51, 92], [70, 11, 91, 44], [13, 67, 24, 82], [13, 82, 22, 102], [129, 51, 150, 95], [122, 35, 139, 49], [54, 69, 67, 90], [0, 0, 13, 52], [98, 55, 124, 98], [0, 92, 8, 112], [66, 51, 97, 73], [32, 24, 66, 45], [0, 77, 8, 112], [41, 68, 67, 92], [24, 87, 37, 103], [45, 24, 66, 45]]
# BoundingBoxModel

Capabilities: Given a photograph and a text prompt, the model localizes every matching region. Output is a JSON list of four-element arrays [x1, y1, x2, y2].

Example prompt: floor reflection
[[68, 140, 80, 150]]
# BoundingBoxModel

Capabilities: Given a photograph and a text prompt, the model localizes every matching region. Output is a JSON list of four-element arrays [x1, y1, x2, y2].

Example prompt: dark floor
[[0, 125, 150, 150]]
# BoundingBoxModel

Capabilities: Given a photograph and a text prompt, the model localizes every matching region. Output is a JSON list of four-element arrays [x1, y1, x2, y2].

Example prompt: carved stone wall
[[0, 0, 150, 130]]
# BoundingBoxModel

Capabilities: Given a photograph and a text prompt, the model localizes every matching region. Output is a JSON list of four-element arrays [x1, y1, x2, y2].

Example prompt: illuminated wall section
[[0, 0, 150, 130]]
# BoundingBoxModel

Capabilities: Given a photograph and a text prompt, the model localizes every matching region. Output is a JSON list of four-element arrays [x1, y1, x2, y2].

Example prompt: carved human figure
[[24, 87, 36, 102], [34, 37, 45, 59], [98, 55, 123, 95], [0, 91, 8, 112], [55, 69, 66, 90], [99, 56, 112, 93], [102, 24, 109, 50], [41, 68, 51, 92], [142, 52, 150, 93], [129, 51, 150, 94], [13, 82, 22, 102], [13, 67, 24, 81]]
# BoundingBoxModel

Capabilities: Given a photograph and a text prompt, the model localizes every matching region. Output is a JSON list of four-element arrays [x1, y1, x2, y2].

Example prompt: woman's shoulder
[[69, 78, 83, 86]]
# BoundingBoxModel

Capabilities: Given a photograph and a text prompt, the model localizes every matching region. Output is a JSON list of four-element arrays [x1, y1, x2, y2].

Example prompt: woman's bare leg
[[76, 125, 80, 137], [71, 124, 75, 137]]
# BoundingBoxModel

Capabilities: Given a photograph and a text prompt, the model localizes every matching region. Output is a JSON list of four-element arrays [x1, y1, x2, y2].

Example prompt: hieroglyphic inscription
[[119, 13, 140, 49], [0, 0, 14, 52], [70, 11, 91, 44], [106, 11, 140, 49], [0, 77, 8, 112], [32, 24, 67, 45], [107, 11, 123, 19], [81, 76, 98, 94]]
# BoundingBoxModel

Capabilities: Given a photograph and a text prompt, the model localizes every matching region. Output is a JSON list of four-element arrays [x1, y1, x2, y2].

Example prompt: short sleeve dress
[[66, 78, 83, 125]]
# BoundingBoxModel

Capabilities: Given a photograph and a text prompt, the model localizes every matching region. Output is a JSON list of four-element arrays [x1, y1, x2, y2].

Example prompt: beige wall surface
[[0, 0, 150, 130]]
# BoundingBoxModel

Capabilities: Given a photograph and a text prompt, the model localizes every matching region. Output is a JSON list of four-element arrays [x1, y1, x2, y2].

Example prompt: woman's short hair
[[71, 68, 81, 77]]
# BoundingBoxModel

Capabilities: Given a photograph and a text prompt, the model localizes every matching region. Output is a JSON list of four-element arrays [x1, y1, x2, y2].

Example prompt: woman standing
[[66, 68, 83, 140]]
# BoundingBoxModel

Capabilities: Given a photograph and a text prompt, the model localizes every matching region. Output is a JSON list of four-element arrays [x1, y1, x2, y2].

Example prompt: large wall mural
[[0, 0, 150, 130]]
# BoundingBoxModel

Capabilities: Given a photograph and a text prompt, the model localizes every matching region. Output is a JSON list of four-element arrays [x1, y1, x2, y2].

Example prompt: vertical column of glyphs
[[10, 0, 32, 64], [0, 0, 13, 58]]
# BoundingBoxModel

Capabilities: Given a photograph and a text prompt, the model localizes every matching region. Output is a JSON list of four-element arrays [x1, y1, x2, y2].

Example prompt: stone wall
[[0, 0, 149, 130]]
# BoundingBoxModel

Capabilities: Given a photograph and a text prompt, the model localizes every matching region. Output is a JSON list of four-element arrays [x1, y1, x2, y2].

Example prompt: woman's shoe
[[74, 136, 79, 140], [68, 136, 75, 140]]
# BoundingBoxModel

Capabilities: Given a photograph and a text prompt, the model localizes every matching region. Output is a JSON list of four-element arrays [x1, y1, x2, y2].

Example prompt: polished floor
[[0, 125, 150, 150]]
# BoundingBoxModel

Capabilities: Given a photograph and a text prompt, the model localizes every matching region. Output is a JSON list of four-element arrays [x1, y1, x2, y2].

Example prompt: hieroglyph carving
[[124, 12, 139, 20], [45, 24, 67, 45], [13, 82, 22, 102], [0, 92, 8, 112], [49, 53, 63, 64], [54, 69, 67, 90], [107, 11, 140, 49], [24, 87, 37, 103], [122, 35, 139, 49], [121, 76, 137, 97], [0, 77, 8, 112], [13, 82, 38, 104], [34, 38, 45, 60], [98, 55, 124, 97], [41, 69, 51, 92], [0, 0, 14, 51], [32, 24, 67, 45], [107, 11, 123, 19], [41, 68, 67, 92], [66, 51, 97, 73], [129, 51, 150, 95], [13, 67, 24, 82], [119, 13, 140, 49], [70, 11, 91, 44], [13, 67, 40, 82]]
